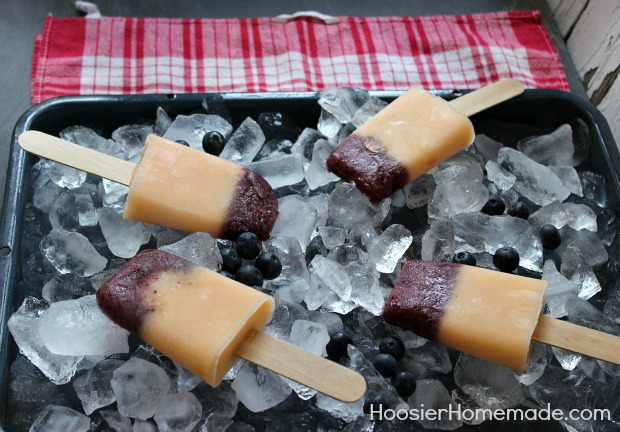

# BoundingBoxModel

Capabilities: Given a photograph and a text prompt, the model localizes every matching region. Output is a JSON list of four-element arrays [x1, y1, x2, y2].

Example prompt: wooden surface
[[532, 315, 620, 366], [236, 329, 367, 402], [546, 0, 620, 154], [17, 131, 135, 186], [449, 79, 525, 117], [0, 0, 586, 218]]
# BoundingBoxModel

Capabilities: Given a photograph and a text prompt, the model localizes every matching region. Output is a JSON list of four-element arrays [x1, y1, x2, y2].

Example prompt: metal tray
[[1, 89, 618, 430]]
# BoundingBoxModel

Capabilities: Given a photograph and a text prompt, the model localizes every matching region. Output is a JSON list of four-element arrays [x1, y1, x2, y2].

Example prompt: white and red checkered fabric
[[31, 11, 569, 104]]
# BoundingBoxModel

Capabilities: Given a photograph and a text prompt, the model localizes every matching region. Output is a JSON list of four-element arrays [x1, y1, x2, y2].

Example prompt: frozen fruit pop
[[97, 249, 366, 402], [382, 260, 620, 372], [18, 131, 278, 240], [326, 79, 525, 203]]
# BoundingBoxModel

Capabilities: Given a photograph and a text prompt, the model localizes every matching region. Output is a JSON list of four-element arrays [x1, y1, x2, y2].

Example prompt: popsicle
[[382, 260, 620, 372], [96, 249, 366, 402], [18, 132, 278, 240], [326, 79, 525, 203]]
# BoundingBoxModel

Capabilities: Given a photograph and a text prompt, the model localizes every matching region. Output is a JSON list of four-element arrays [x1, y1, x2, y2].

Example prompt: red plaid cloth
[[31, 11, 569, 104]]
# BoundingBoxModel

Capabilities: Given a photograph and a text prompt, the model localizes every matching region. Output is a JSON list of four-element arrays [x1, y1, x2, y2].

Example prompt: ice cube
[[318, 87, 369, 124], [579, 171, 606, 206], [274, 277, 310, 305], [73, 358, 124, 414], [428, 158, 489, 219], [409, 380, 463, 430], [328, 182, 391, 229], [550, 166, 584, 196], [154, 106, 172, 136], [472, 134, 503, 162], [603, 282, 620, 325], [33, 179, 64, 213], [557, 226, 608, 268], [403, 173, 436, 209], [542, 260, 580, 318], [101, 179, 129, 210], [452, 213, 543, 272], [38, 295, 130, 356], [290, 127, 325, 168], [98, 207, 151, 258], [316, 108, 342, 140], [153, 392, 203, 432], [305, 139, 339, 190], [29, 405, 90, 432], [551, 347, 582, 370], [485, 160, 516, 191], [517, 124, 575, 166], [163, 113, 233, 151], [529, 201, 597, 232], [399, 342, 452, 378], [61, 125, 126, 158], [8, 298, 82, 384], [346, 260, 385, 315], [454, 354, 524, 410], [368, 224, 412, 273], [566, 296, 620, 337], [74, 185, 99, 227], [42, 273, 93, 302], [290, 319, 330, 356], [421, 219, 455, 262], [100, 410, 133, 431], [498, 147, 570, 206], [310, 255, 353, 301], [351, 97, 388, 128], [262, 236, 309, 286], [219, 116, 265, 164], [111, 124, 152, 158], [515, 342, 549, 385], [111, 358, 171, 420], [49, 189, 79, 231], [159, 232, 222, 270], [315, 393, 364, 422], [245, 154, 305, 189], [231, 362, 291, 413], [560, 246, 602, 300], [48, 161, 88, 190], [317, 225, 346, 249], [271, 195, 320, 250]]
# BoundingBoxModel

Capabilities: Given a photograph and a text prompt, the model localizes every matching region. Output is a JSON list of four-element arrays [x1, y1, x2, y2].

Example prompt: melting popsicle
[[326, 79, 525, 203], [382, 260, 620, 372], [18, 132, 278, 240], [96, 249, 366, 401]]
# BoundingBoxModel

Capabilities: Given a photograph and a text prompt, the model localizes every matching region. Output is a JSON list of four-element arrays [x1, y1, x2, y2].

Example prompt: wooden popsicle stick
[[18, 130, 135, 186], [448, 79, 525, 117], [236, 329, 366, 403], [532, 315, 620, 365]]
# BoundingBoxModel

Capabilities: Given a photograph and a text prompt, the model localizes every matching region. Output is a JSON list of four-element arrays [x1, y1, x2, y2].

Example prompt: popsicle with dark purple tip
[[382, 260, 620, 372]]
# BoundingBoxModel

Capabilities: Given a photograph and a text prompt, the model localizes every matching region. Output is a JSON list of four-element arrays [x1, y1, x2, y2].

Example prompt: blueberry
[[481, 194, 505, 216], [218, 270, 234, 279], [220, 247, 242, 274], [373, 353, 398, 378], [234, 265, 264, 287], [452, 251, 477, 266], [378, 336, 405, 362], [255, 252, 282, 280], [392, 371, 417, 399], [363, 392, 390, 416], [493, 247, 520, 272], [508, 201, 530, 220], [539, 224, 562, 250], [202, 131, 226, 156], [326, 331, 353, 361], [175, 139, 190, 146], [235, 232, 261, 260]]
